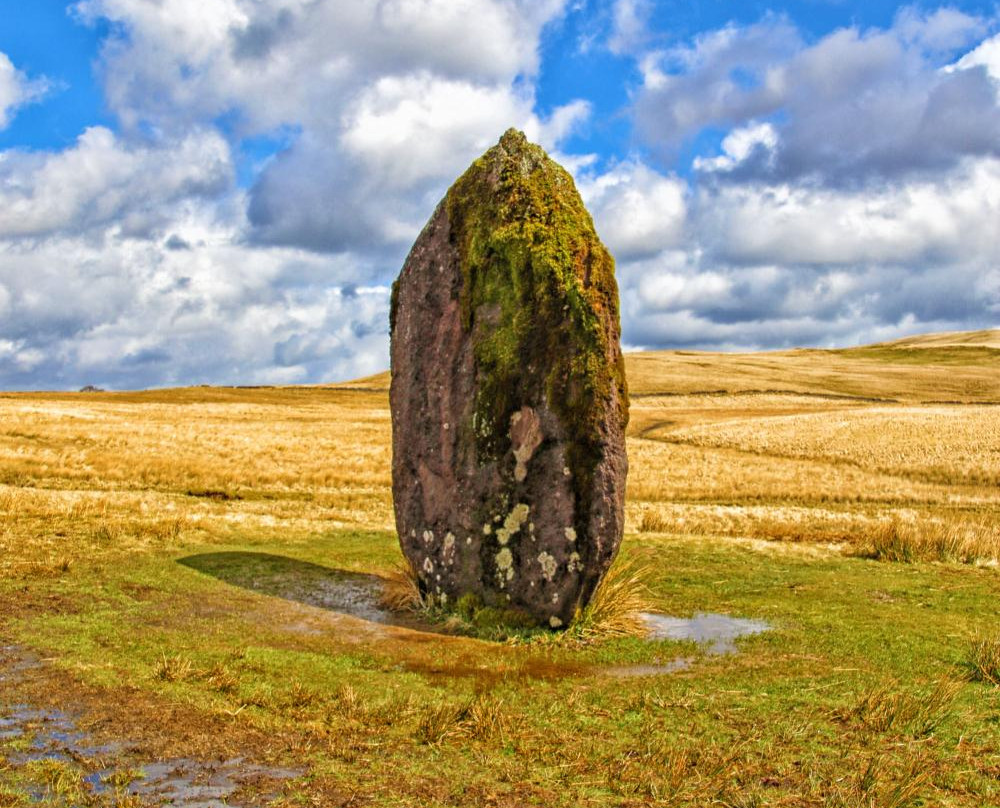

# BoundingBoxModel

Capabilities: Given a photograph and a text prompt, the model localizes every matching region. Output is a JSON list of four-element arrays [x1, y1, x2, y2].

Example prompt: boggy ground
[[1, 332, 999, 806]]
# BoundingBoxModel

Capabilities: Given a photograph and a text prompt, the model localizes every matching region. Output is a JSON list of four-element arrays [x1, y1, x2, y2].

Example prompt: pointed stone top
[[499, 127, 529, 151]]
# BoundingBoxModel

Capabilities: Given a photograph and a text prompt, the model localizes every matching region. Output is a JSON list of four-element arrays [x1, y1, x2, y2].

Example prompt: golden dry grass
[[1, 330, 998, 577], [568, 558, 653, 639]]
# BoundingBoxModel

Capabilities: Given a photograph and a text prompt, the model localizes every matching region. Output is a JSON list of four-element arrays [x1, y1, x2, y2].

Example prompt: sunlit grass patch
[[22, 758, 87, 803], [863, 517, 1000, 564], [154, 653, 195, 683]]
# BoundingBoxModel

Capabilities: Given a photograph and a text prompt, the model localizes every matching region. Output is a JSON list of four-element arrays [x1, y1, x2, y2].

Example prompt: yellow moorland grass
[[1, 331, 998, 580]]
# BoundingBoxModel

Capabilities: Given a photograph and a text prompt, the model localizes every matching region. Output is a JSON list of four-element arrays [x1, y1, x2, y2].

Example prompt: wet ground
[[179, 551, 430, 630], [1, 565, 773, 801], [0, 645, 301, 807], [180, 553, 771, 652]]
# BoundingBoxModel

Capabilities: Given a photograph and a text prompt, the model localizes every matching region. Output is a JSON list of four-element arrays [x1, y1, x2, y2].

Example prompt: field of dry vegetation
[[1, 330, 999, 807], [3, 332, 998, 575]]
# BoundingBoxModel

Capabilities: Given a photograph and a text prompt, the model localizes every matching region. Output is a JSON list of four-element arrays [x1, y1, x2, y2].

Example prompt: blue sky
[[0, 1, 998, 389]]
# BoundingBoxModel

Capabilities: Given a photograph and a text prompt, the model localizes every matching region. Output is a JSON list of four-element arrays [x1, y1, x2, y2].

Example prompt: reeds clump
[[567, 557, 653, 641]]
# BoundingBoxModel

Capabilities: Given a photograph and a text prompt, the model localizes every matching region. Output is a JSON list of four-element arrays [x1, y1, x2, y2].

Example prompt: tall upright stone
[[390, 129, 628, 628]]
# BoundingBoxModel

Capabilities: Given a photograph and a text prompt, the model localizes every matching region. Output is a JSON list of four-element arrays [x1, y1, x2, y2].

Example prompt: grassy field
[[1, 332, 999, 806]]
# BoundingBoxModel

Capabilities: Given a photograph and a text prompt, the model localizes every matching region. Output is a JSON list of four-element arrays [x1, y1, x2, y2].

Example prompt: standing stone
[[390, 129, 628, 628]]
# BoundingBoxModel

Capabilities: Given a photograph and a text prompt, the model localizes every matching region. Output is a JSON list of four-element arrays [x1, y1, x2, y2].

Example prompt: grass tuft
[[567, 557, 653, 641], [637, 509, 670, 533], [154, 653, 195, 683], [848, 677, 961, 738], [965, 633, 1000, 685], [414, 695, 512, 746], [379, 559, 425, 612]]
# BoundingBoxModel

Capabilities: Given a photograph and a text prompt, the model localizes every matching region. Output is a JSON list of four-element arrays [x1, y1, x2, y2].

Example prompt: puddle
[[0, 644, 302, 806], [602, 613, 769, 678], [121, 757, 302, 807], [641, 612, 771, 654]]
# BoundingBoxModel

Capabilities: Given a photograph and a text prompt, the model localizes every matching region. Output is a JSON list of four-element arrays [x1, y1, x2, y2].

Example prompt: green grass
[[4, 528, 1000, 806]]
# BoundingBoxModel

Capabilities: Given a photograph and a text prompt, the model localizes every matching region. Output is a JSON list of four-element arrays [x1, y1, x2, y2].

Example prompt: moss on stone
[[443, 128, 628, 541]]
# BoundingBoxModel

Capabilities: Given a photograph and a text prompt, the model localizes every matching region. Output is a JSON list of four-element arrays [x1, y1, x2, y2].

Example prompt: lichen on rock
[[390, 128, 628, 627]]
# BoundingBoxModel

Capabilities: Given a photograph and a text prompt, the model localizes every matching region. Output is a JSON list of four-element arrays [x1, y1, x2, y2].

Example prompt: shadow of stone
[[178, 551, 425, 630]]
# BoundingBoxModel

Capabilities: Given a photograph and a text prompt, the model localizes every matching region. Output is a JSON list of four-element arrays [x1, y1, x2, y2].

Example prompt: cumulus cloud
[[635, 9, 1000, 184], [72, 0, 577, 261], [2, 1, 999, 390], [604, 153, 1000, 351], [0, 207, 392, 390], [1, 0, 578, 388], [579, 160, 687, 260], [0, 127, 232, 239], [608, 0, 653, 55], [0, 52, 49, 129]]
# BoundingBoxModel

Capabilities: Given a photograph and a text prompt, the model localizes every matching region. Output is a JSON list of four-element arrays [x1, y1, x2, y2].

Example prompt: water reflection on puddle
[[641, 612, 771, 654], [606, 612, 770, 678]]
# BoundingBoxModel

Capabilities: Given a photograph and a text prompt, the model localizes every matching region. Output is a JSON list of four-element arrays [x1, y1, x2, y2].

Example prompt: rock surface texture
[[390, 129, 628, 628]]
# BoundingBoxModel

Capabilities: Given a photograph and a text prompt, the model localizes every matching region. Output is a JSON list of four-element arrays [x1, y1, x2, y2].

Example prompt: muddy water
[[0, 645, 301, 806]]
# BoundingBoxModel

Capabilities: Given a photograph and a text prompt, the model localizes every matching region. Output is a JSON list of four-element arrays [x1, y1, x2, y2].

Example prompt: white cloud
[[634, 13, 1000, 182], [608, 0, 652, 55], [952, 32, 1000, 79], [579, 160, 687, 260], [700, 157, 1000, 266], [694, 122, 778, 173], [3, 1, 1000, 389], [0, 52, 49, 129], [0, 127, 232, 239]]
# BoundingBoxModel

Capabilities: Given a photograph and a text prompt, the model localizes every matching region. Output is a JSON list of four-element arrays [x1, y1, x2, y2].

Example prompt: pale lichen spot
[[466, 537, 473, 545], [422, 557, 434, 574], [549, 616, 563, 628], [562, 467, 571, 476], [567, 552, 582, 573], [564, 527, 577, 543], [443, 532, 456, 554], [483, 524, 492, 535], [551, 592, 559, 604], [537, 551, 557, 581], [496, 503, 530, 545], [422, 529, 434, 544], [496, 547, 513, 571]]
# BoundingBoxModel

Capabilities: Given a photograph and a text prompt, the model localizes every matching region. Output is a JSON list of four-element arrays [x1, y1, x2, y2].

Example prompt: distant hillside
[[331, 328, 1000, 403], [875, 328, 1000, 349]]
